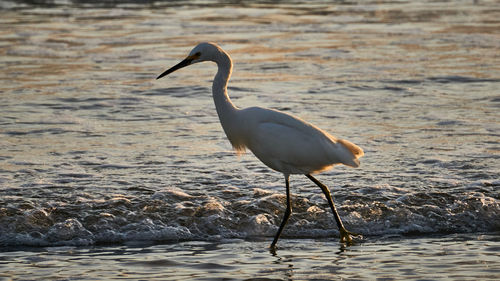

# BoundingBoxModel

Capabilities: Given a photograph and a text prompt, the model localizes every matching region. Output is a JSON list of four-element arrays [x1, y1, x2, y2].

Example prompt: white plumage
[[157, 42, 364, 250], [234, 106, 363, 174]]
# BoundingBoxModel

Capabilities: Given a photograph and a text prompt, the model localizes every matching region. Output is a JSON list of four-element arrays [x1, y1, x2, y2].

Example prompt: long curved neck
[[212, 51, 237, 116], [212, 49, 245, 151]]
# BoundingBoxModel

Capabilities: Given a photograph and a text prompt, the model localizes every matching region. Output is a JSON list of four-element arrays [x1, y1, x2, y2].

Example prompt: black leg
[[270, 174, 292, 249], [306, 174, 344, 229], [306, 174, 357, 244]]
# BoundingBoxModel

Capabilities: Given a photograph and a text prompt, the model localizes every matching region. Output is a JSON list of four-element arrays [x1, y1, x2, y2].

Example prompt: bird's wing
[[242, 107, 362, 173], [247, 119, 336, 174]]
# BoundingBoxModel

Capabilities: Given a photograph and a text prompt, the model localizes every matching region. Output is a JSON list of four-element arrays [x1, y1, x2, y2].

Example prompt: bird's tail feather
[[337, 139, 364, 168]]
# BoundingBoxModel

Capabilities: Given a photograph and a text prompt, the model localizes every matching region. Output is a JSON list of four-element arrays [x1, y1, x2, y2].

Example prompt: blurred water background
[[0, 0, 499, 280]]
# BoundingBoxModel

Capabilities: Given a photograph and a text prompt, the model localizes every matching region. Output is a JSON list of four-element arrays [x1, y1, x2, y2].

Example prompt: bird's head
[[156, 42, 223, 79]]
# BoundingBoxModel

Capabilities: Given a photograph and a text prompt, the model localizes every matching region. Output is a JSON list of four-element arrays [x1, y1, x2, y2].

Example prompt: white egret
[[157, 42, 364, 249]]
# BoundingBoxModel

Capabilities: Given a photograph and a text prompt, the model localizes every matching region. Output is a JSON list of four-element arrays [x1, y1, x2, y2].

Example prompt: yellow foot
[[339, 227, 362, 245], [269, 245, 278, 256]]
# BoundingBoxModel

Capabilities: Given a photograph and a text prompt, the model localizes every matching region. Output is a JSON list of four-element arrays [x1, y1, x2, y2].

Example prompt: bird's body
[[226, 106, 363, 174], [157, 42, 364, 250]]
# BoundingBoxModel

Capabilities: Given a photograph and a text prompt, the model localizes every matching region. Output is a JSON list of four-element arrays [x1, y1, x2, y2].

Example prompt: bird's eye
[[194, 52, 201, 58]]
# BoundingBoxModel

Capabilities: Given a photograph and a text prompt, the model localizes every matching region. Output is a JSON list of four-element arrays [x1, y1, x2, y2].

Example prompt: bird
[[156, 42, 364, 250]]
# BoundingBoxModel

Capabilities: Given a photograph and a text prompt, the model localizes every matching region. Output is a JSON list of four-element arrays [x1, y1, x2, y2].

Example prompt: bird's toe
[[339, 228, 361, 245]]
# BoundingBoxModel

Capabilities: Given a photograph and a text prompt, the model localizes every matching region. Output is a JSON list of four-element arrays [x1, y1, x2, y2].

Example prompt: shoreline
[[2, 233, 499, 280]]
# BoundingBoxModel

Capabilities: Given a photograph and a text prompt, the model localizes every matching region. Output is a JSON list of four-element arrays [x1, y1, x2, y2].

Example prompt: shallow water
[[0, 0, 499, 279], [1, 234, 500, 280]]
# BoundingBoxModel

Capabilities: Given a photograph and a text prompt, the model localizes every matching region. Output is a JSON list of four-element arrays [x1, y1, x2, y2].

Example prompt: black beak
[[156, 57, 193, 79]]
